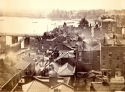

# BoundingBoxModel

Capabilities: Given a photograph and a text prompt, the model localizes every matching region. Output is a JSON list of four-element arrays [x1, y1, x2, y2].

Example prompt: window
[[117, 64, 120, 68], [97, 51, 100, 57], [41, 46, 44, 49], [49, 46, 52, 49], [109, 59, 112, 64], [79, 52, 82, 57], [102, 55, 105, 60], [78, 57, 82, 61], [109, 52, 112, 57], [102, 63, 105, 66], [54, 89, 61, 92], [117, 56, 119, 60], [108, 23, 111, 30]]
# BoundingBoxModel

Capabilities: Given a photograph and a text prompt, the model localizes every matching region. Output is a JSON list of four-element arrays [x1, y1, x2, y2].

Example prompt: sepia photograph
[[0, 0, 125, 92]]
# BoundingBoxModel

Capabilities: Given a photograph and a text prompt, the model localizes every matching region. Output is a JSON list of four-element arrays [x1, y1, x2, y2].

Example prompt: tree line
[[47, 9, 125, 19]]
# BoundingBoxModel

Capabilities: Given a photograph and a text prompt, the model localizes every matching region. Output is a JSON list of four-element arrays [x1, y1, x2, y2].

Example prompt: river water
[[0, 17, 81, 35]]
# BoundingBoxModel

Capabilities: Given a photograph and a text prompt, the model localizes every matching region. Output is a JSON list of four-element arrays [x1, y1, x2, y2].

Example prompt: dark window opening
[[97, 51, 100, 57], [117, 64, 120, 68], [117, 56, 119, 60], [103, 63, 105, 65], [102, 55, 105, 60], [109, 52, 112, 57]]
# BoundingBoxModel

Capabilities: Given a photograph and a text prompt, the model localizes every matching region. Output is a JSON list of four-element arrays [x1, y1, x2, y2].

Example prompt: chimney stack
[[49, 65, 57, 87]]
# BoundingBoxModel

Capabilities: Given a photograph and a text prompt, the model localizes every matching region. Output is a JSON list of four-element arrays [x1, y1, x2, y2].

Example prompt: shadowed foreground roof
[[92, 82, 111, 92], [27, 80, 49, 92]]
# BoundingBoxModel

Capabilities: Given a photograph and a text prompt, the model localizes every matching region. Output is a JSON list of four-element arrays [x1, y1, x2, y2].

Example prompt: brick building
[[76, 40, 100, 72], [101, 37, 125, 77]]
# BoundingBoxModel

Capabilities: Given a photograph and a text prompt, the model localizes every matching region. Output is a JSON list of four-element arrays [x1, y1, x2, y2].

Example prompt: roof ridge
[[27, 80, 35, 92], [58, 63, 68, 74], [92, 44, 100, 50], [51, 82, 74, 89]]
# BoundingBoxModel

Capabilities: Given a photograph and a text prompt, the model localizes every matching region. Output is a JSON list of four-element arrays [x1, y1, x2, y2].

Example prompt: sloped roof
[[57, 63, 75, 76], [0, 78, 4, 87], [3, 63, 16, 75], [59, 51, 75, 58], [92, 82, 111, 92], [54, 51, 75, 62], [22, 55, 34, 63], [63, 43, 75, 50], [27, 80, 49, 92], [14, 59, 30, 70], [0, 73, 11, 82], [88, 70, 102, 75], [84, 44, 92, 51], [92, 44, 100, 51], [106, 39, 114, 44], [51, 82, 74, 90], [119, 39, 125, 45]]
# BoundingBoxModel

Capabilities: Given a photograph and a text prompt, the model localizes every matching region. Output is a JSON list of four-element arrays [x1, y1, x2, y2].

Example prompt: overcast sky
[[0, 0, 125, 12]]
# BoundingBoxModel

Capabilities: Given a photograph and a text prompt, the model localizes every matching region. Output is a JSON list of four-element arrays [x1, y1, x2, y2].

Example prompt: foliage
[[78, 18, 89, 28]]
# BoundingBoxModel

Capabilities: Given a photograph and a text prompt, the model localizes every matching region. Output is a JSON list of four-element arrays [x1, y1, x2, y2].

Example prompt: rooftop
[[102, 19, 116, 22], [57, 63, 75, 76]]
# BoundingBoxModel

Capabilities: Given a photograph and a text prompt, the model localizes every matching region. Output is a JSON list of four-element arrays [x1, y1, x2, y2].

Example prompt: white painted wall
[[6, 36, 12, 45], [18, 37, 24, 48]]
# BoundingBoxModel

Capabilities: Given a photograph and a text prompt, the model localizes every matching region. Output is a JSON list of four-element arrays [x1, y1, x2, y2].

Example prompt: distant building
[[101, 19, 117, 33], [0, 36, 6, 54]]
